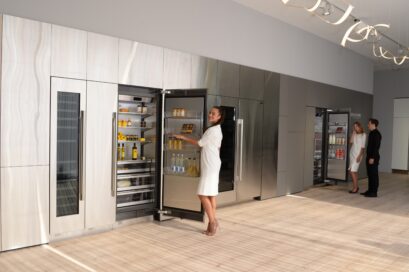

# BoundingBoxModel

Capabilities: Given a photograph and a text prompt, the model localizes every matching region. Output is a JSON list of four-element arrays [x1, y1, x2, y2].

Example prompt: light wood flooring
[[1, 173, 409, 271]]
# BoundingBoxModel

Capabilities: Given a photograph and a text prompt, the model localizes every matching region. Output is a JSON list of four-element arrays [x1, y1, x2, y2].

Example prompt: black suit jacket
[[366, 129, 382, 165]]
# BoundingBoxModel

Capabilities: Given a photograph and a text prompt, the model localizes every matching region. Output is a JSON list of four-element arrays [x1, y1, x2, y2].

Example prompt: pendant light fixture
[[281, 0, 409, 65]]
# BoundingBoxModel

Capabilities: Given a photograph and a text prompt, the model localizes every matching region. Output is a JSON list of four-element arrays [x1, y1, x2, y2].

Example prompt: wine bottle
[[117, 143, 121, 161], [121, 143, 125, 160], [132, 143, 138, 160]]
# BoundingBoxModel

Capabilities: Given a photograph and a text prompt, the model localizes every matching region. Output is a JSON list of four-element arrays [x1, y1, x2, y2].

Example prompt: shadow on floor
[[296, 173, 409, 217], [358, 239, 409, 258]]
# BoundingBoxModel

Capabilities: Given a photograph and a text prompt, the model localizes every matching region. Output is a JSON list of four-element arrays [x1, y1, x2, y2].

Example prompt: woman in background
[[175, 106, 224, 236], [348, 121, 366, 193]]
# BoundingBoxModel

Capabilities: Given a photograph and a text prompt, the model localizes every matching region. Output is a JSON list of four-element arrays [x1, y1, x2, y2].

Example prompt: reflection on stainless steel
[[191, 55, 217, 91], [239, 66, 265, 100], [237, 99, 263, 201], [215, 61, 239, 97], [260, 72, 280, 199]]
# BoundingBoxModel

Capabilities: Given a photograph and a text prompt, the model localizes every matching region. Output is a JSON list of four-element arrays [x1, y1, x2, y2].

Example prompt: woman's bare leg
[[351, 171, 358, 191], [198, 195, 215, 223], [209, 196, 217, 218]]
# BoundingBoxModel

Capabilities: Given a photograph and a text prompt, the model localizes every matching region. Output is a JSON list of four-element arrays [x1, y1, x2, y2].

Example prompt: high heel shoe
[[349, 187, 359, 194]]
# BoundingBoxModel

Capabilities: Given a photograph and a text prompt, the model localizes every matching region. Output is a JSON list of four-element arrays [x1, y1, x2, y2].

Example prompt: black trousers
[[366, 162, 379, 194]]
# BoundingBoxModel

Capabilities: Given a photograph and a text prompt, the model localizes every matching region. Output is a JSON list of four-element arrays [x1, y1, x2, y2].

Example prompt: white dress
[[349, 133, 366, 172], [197, 125, 223, 196]]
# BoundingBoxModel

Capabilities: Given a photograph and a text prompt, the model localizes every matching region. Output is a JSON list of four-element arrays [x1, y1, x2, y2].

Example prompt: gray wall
[[278, 75, 373, 196], [373, 69, 409, 172], [0, 0, 373, 93]]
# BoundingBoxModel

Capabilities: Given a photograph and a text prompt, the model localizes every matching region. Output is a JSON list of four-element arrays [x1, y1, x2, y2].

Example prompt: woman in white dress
[[349, 121, 366, 193], [175, 107, 224, 236]]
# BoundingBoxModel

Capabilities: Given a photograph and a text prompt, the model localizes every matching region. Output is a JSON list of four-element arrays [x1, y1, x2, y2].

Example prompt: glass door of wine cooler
[[160, 89, 206, 221], [50, 77, 86, 236]]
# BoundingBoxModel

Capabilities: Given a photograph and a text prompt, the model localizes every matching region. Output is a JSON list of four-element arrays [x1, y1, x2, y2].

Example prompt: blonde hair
[[354, 121, 364, 134]]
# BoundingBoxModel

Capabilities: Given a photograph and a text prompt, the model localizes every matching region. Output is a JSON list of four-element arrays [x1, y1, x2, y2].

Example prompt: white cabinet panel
[[85, 81, 117, 229], [118, 40, 163, 88], [393, 98, 409, 118], [391, 117, 409, 170], [1, 15, 51, 167], [164, 49, 191, 89], [1, 166, 49, 251], [87, 32, 119, 83], [191, 55, 217, 91], [51, 25, 87, 79]]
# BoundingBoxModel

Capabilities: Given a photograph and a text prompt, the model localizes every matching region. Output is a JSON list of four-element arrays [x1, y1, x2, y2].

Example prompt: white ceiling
[[232, 0, 409, 70]]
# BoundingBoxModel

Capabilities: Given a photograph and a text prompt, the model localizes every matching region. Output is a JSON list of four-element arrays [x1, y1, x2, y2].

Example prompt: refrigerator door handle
[[79, 110, 85, 201], [111, 112, 117, 197], [237, 119, 244, 181]]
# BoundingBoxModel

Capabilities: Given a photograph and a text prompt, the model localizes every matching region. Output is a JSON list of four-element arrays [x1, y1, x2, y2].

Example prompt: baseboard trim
[[392, 169, 409, 175]]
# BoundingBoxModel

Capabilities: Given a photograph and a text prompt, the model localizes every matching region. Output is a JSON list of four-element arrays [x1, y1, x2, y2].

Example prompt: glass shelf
[[117, 160, 154, 165], [116, 173, 155, 180], [118, 112, 152, 118], [118, 126, 154, 131], [165, 116, 201, 120], [118, 100, 155, 105], [164, 148, 200, 153], [118, 140, 153, 145], [116, 199, 154, 208], [117, 184, 155, 192]]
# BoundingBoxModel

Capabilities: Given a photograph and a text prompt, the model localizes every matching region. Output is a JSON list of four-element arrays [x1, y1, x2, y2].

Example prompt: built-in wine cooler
[[115, 86, 160, 220]]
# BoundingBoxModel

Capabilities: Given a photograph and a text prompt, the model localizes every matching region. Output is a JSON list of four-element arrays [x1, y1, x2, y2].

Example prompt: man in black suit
[[361, 118, 382, 197]]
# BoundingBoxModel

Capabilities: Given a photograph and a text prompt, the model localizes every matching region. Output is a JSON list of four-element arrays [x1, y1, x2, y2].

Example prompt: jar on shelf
[[180, 108, 186, 117], [172, 108, 178, 117], [127, 119, 132, 127], [177, 139, 183, 150], [142, 103, 148, 114], [137, 104, 142, 113], [168, 137, 174, 150]]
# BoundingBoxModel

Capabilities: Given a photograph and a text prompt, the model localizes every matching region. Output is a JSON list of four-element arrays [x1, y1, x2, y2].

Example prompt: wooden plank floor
[[1, 173, 409, 271]]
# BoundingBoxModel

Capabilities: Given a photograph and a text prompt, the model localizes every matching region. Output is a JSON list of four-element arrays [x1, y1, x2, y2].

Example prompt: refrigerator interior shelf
[[328, 158, 346, 161], [117, 189, 154, 196], [164, 148, 200, 153], [117, 168, 153, 175], [116, 199, 154, 208], [117, 160, 155, 165], [164, 172, 200, 178], [118, 140, 153, 145], [118, 112, 152, 118], [117, 184, 155, 192], [116, 173, 154, 180], [118, 126, 154, 131], [118, 99, 155, 105], [165, 116, 201, 120]]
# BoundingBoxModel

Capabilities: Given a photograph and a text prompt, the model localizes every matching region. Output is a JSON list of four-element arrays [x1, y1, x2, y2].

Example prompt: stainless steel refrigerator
[[159, 89, 207, 221], [114, 87, 208, 222], [325, 112, 350, 183], [313, 110, 350, 184]]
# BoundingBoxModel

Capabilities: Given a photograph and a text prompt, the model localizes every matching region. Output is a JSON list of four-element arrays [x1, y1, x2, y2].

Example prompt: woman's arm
[[174, 134, 199, 146], [356, 148, 365, 163]]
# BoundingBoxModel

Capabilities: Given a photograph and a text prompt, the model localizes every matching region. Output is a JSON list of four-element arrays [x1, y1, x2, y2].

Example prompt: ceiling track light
[[282, 0, 409, 66]]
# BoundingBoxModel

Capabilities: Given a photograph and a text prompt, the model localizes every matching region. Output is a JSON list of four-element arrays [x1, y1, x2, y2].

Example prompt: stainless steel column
[[260, 72, 280, 199]]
